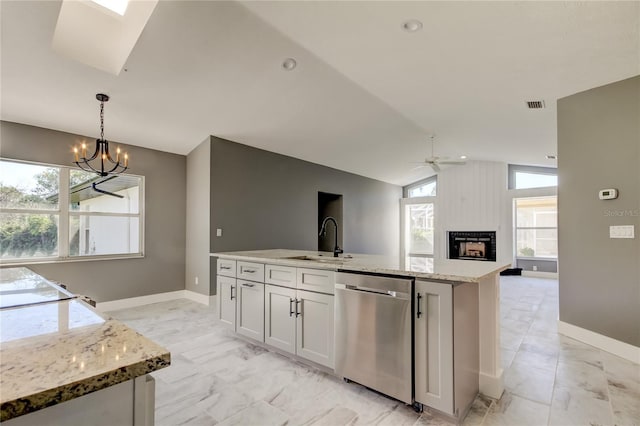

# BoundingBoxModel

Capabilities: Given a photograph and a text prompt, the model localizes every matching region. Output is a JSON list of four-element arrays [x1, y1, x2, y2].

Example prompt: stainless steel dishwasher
[[334, 271, 413, 404]]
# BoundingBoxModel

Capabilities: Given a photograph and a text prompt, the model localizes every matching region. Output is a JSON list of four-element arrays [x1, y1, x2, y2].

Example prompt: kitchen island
[[212, 249, 509, 403], [0, 268, 170, 425]]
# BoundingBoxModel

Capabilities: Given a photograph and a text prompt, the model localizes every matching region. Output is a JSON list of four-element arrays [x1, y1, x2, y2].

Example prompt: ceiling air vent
[[526, 100, 545, 109]]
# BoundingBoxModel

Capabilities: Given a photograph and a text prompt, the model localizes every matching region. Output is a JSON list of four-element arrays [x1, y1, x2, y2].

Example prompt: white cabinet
[[236, 280, 265, 342], [265, 264, 297, 287], [296, 290, 334, 368], [414, 280, 454, 415], [237, 261, 265, 282], [414, 280, 478, 418], [264, 284, 296, 353], [217, 259, 237, 277], [215, 258, 335, 369], [217, 275, 237, 330], [297, 268, 335, 294], [264, 285, 335, 369]]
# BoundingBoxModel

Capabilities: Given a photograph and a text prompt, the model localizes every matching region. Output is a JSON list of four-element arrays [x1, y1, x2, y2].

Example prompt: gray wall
[[0, 121, 187, 302], [557, 75, 640, 346], [209, 136, 401, 293], [185, 138, 210, 295]]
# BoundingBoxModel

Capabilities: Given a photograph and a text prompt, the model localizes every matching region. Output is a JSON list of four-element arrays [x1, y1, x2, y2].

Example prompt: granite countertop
[[211, 249, 510, 283], [0, 267, 75, 309], [0, 269, 170, 421]]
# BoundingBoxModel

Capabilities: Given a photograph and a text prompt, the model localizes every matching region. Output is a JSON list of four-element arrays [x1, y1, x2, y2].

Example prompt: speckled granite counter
[[211, 249, 510, 283], [0, 268, 170, 422]]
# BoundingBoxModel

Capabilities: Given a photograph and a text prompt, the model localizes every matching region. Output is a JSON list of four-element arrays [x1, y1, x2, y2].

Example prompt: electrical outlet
[[195, 276, 199, 285], [216, 228, 223, 237], [532, 265, 538, 271]]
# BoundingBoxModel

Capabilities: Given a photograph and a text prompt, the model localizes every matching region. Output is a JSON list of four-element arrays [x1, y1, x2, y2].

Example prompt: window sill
[[0, 254, 144, 268]]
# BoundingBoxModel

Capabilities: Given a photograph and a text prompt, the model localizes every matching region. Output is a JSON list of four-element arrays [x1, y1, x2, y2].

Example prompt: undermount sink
[[282, 255, 351, 263]]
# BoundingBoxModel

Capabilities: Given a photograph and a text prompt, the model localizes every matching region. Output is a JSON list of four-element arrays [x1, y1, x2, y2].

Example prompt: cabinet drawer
[[265, 264, 297, 288], [237, 261, 265, 282], [217, 259, 236, 277], [297, 268, 335, 295]]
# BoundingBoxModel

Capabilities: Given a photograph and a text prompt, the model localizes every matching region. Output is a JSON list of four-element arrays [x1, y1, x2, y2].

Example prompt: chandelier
[[73, 93, 128, 177]]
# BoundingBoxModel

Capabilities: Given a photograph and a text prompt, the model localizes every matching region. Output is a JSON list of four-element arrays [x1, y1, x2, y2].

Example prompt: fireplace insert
[[448, 231, 496, 261]]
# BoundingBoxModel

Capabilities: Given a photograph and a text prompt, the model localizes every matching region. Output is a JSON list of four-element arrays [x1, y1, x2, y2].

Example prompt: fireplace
[[448, 231, 496, 262]]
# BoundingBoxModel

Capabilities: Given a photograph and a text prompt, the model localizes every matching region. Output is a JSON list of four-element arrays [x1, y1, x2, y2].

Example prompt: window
[[508, 165, 557, 190], [0, 159, 143, 263], [514, 197, 557, 258], [401, 199, 435, 273], [405, 176, 437, 198]]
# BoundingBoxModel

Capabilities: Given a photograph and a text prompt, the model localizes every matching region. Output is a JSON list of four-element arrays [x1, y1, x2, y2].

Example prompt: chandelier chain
[[100, 99, 105, 141]]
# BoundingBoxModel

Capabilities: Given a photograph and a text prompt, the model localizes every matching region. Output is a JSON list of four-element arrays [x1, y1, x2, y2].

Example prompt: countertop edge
[[211, 251, 510, 283], [0, 352, 170, 422]]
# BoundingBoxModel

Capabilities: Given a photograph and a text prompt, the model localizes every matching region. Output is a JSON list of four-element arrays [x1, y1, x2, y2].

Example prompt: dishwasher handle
[[336, 283, 411, 300]]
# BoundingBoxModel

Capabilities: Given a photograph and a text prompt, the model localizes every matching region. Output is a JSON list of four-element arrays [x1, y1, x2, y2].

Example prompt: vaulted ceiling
[[1, 1, 638, 185]]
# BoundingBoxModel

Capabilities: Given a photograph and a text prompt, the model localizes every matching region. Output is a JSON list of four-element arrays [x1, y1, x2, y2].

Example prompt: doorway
[[318, 192, 343, 252]]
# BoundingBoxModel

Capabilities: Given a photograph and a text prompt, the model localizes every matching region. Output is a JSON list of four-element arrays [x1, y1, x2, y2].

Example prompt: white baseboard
[[182, 290, 214, 306], [558, 320, 640, 365], [97, 290, 214, 312], [479, 369, 504, 400], [521, 270, 558, 279]]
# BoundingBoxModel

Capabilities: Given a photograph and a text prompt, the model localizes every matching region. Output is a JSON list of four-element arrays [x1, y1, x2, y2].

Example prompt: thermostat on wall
[[599, 189, 618, 200]]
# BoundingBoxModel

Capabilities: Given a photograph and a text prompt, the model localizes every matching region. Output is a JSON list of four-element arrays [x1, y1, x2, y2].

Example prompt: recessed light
[[282, 58, 297, 71], [460, 155, 467, 160], [546, 155, 557, 160], [402, 19, 423, 32]]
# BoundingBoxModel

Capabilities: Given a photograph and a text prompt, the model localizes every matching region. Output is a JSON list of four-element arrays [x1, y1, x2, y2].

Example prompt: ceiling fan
[[411, 135, 466, 172]]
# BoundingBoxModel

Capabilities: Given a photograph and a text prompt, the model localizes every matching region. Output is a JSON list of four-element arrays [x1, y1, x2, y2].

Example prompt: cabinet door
[[264, 285, 297, 354], [236, 280, 265, 342], [217, 275, 236, 331], [414, 280, 454, 415], [296, 290, 334, 368]]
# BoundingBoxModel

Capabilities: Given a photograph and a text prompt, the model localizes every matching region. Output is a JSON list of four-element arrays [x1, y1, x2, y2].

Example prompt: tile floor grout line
[[545, 340, 561, 426]]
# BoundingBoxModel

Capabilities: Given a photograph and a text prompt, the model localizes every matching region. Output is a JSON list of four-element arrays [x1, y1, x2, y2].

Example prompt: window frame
[[400, 195, 436, 272], [513, 196, 557, 260], [0, 158, 145, 266], [404, 175, 437, 198], [508, 164, 557, 190]]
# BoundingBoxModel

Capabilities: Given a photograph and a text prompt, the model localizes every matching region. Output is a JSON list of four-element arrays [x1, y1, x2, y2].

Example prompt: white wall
[[186, 139, 211, 295], [433, 160, 555, 265]]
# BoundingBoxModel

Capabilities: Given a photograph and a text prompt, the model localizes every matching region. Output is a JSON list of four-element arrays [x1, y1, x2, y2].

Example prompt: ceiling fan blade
[[431, 163, 441, 172], [438, 161, 467, 165]]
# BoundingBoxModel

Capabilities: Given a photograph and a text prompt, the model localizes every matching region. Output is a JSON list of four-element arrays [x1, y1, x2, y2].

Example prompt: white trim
[[97, 290, 186, 312], [522, 270, 558, 279], [479, 370, 504, 400], [97, 290, 215, 312], [558, 320, 640, 365], [183, 290, 215, 307]]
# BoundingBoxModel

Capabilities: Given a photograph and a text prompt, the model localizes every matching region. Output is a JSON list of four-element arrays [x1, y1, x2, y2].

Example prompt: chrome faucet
[[319, 216, 343, 257]]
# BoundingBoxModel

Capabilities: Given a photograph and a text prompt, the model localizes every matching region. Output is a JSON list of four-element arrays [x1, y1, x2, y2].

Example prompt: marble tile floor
[[108, 276, 640, 426]]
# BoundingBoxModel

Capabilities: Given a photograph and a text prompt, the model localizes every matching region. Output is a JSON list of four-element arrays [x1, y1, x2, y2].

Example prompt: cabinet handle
[[220, 265, 231, 270], [416, 293, 422, 318], [289, 298, 294, 317], [295, 299, 302, 317], [243, 283, 255, 288], [243, 269, 256, 273], [230, 285, 235, 300]]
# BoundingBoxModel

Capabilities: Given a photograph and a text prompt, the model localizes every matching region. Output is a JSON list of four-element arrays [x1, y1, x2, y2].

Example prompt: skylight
[[91, 0, 129, 16]]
